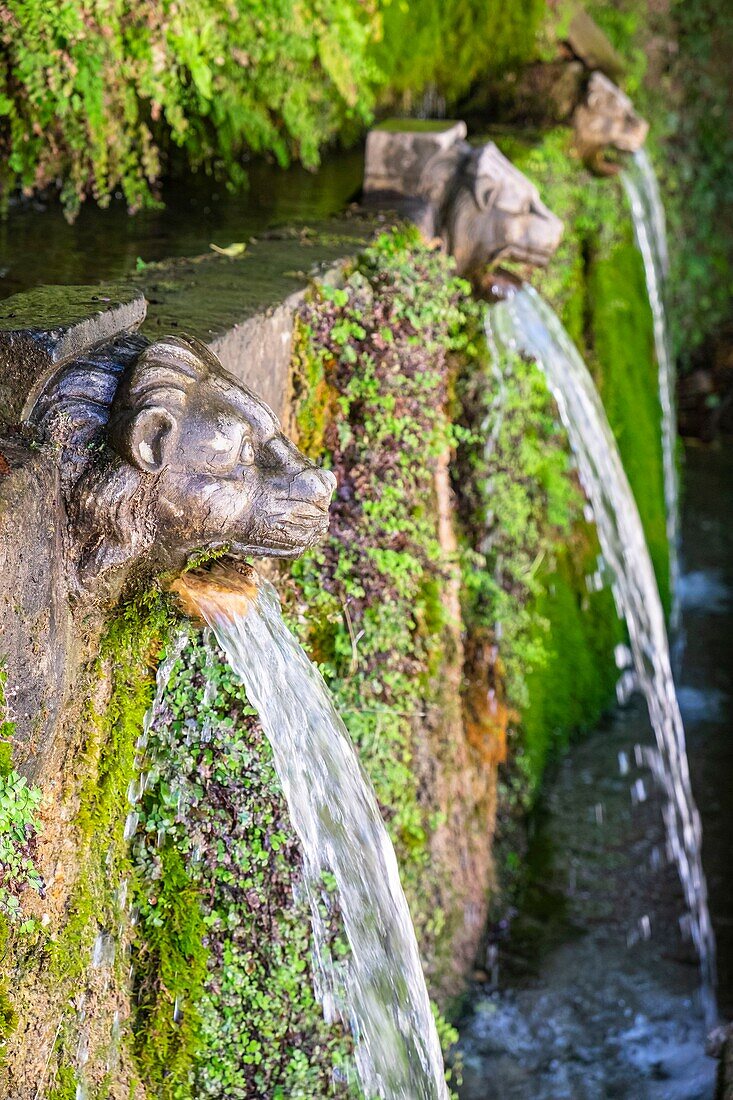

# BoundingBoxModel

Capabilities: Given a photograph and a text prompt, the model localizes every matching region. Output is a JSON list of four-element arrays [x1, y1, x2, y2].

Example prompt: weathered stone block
[[363, 119, 468, 198], [567, 9, 626, 80]]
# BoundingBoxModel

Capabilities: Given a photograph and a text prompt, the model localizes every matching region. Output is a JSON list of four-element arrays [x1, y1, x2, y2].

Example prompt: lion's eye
[[240, 439, 255, 466]]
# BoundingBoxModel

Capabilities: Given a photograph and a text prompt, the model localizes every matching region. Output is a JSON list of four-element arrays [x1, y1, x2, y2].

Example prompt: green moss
[[588, 233, 669, 610], [133, 846, 209, 1096], [289, 230, 469, 1069], [0, 708, 43, 924], [521, 541, 623, 779], [35, 587, 176, 1090], [131, 639, 353, 1098], [455, 329, 622, 796], [291, 314, 341, 460], [46, 1062, 77, 1100], [374, 0, 546, 105], [0, 668, 14, 771], [0, 916, 15, 1057]]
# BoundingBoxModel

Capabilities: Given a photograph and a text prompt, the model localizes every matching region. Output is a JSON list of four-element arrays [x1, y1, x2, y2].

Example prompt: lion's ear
[[474, 181, 499, 211], [124, 405, 177, 473]]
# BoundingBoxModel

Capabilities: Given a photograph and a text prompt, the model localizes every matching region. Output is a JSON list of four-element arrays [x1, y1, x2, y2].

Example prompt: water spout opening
[[169, 560, 260, 625]]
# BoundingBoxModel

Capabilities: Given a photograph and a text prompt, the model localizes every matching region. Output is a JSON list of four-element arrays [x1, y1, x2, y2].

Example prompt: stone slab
[[0, 217, 375, 429], [129, 219, 374, 419], [364, 119, 467, 197], [567, 9, 626, 79]]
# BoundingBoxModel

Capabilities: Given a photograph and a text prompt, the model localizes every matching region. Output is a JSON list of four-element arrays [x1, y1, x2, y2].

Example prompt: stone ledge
[[0, 218, 376, 430]]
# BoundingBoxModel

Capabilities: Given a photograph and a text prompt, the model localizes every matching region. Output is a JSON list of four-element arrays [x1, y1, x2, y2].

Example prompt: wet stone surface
[[678, 443, 733, 1018], [0, 149, 365, 301]]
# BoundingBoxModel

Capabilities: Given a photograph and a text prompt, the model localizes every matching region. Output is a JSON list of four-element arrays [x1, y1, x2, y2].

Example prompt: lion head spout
[[362, 122, 563, 278], [34, 334, 335, 596], [425, 141, 564, 275], [573, 72, 649, 174]]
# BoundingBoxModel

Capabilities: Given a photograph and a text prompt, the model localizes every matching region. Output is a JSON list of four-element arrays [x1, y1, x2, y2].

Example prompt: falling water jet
[[623, 149, 680, 621], [487, 286, 717, 1026], [171, 562, 450, 1100]]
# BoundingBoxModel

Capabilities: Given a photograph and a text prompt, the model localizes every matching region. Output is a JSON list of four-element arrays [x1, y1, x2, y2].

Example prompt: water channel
[[0, 149, 364, 299]]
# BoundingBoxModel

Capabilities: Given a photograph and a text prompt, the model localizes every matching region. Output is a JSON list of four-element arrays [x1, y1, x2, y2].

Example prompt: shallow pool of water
[[678, 443, 733, 1018]]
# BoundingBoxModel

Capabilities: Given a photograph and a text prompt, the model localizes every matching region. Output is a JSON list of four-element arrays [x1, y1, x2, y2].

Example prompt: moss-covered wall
[[1, 591, 177, 1098], [1, 205, 669, 1095], [454, 333, 624, 797], [0, 112, 673, 1100]]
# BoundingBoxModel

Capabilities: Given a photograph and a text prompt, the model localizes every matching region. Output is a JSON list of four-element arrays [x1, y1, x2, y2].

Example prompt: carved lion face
[[67, 335, 335, 589], [432, 142, 563, 274], [574, 72, 649, 154]]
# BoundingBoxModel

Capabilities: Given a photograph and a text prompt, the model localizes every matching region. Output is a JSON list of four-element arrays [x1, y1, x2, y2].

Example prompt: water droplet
[[631, 779, 647, 805], [91, 931, 115, 969], [616, 670, 637, 705], [76, 1031, 89, 1067], [123, 812, 139, 840], [614, 644, 632, 669]]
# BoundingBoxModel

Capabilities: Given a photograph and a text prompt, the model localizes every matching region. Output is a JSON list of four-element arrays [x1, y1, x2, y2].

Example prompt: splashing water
[[488, 286, 716, 1020], [189, 576, 449, 1100], [623, 149, 679, 619]]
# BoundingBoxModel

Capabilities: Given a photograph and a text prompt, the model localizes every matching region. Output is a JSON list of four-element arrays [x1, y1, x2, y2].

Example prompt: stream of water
[[623, 149, 680, 619], [487, 287, 716, 1011], [188, 576, 449, 1100], [456, 692, 717, 1099]]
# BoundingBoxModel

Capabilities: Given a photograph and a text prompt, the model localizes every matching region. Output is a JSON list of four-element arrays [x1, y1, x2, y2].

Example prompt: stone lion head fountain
[[573, 71, 649, 175], [0, 295, 335, 776], [362, 120, 564, 277]]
